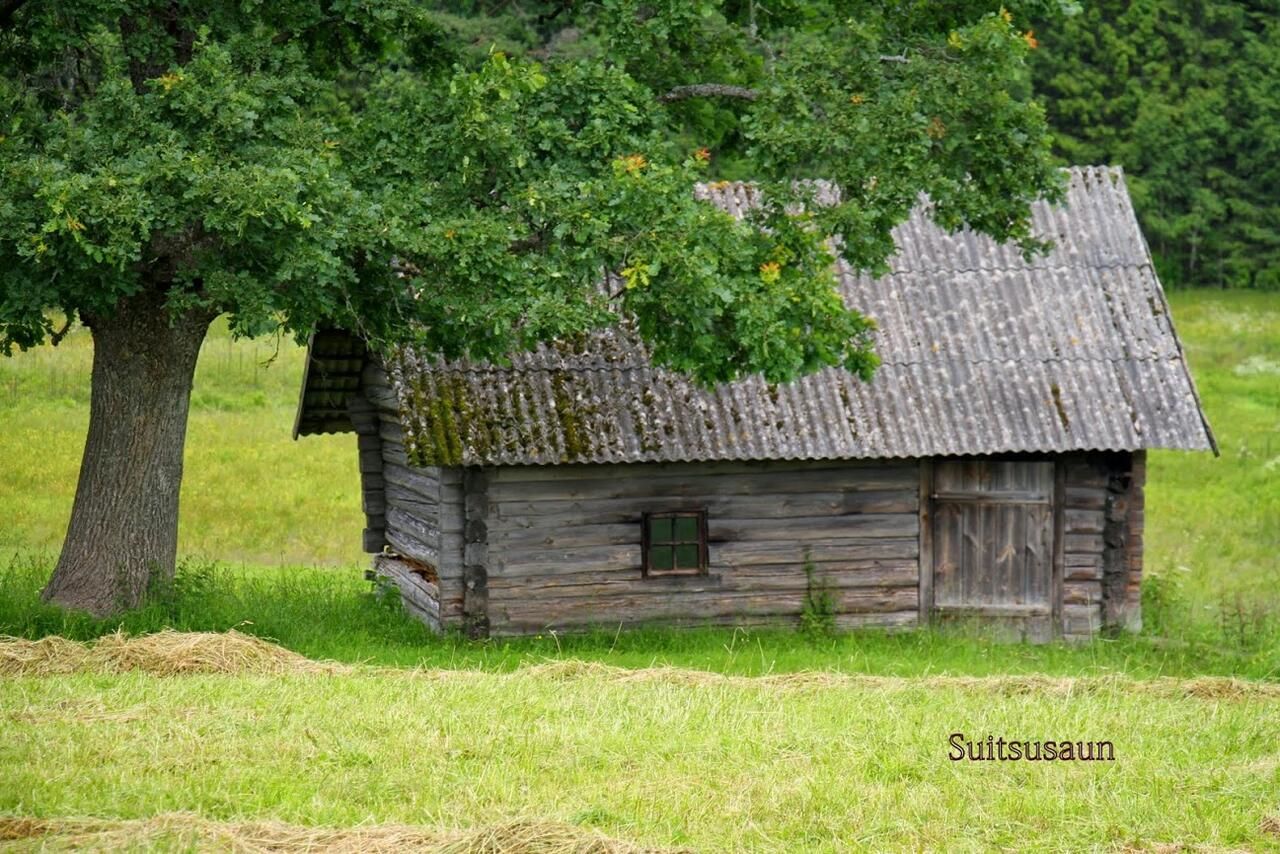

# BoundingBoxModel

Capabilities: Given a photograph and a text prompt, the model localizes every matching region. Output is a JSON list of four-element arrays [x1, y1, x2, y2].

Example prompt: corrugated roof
[[300, 165, 1216, 463], [293, 329, 366, 438]]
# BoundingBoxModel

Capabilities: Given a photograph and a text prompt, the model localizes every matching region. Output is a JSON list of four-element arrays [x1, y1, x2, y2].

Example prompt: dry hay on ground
[[0, 814, 675, 853], [2, 630, 1277, 700], [516, 659, 1280, 700], [0, 630, 347, 677]]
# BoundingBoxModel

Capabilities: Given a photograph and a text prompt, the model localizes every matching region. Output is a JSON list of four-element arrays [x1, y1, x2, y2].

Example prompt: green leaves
[[1, 1, 1068, 380]]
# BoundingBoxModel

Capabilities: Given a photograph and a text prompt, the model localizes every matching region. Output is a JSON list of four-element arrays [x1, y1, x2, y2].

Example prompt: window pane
[[649, 517, 673, 543], [650, 545, 673, 570], [675, 543, 701, 569], [674, 516, 698, 541]]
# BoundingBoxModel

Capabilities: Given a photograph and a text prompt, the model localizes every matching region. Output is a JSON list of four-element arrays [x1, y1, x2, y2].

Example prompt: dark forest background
[[1031, 0, 1279, 290]]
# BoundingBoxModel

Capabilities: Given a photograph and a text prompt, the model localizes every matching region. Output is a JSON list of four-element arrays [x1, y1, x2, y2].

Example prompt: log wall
[[364, 365, 464, 625], [359, 361, 1143, 641], [1059, 451, 1143, 640], [479, 459, 922, 635]]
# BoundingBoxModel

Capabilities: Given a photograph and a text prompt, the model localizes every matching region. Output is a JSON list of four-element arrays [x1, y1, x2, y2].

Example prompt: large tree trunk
[[41, 290, 214, 616]]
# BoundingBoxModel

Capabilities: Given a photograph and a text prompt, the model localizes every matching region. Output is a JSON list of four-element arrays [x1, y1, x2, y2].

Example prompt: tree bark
[[41, 290, 215, 616]]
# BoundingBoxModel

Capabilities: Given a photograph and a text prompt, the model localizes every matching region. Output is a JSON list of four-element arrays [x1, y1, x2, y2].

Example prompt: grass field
[[3, 659, 1278, 851], [1, 291, 1278, 850]]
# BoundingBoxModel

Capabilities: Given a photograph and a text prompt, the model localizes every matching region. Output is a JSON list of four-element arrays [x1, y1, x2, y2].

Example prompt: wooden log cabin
[[294, 166, 1216, 641]]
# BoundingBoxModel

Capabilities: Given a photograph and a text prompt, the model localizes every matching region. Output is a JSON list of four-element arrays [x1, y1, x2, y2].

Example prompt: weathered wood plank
[[1064, 508, 1105, 534], [385, 527, 439, 569], [488, 608, 919, 635], [362, 527, 386, 553], [1064, 486, 1107, 510], [362, 491, 386, 517], [492, 466, 918, 502], [1062, 603, 1102, 639], [382, 462, 442, 503], [488, 535, 920, 577], [711, 514, 918, 542], [1065, 533, 1104, 554], [487, 561, 918, 595], [386, 506, 440, 550], [492, 490, 918, 526], [492, 513, 915, 550], [383, 485, 439, 521], [492, 586, 919, 627], [1063, 580, 1102, 606]]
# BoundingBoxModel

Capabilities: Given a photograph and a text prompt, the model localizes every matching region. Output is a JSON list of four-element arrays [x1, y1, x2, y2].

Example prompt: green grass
[[2, 667, 1278, 850], [0, 317, 364, 567], [2, 554, 1277, 680], [1143, 291, 1280, 632]]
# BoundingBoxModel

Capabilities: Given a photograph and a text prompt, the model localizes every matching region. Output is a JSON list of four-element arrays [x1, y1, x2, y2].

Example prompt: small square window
[[642, 510, 707, 577]]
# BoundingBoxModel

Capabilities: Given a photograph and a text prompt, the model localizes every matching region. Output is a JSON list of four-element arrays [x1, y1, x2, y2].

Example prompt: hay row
[[2, 631, 1277, 699], [0, 813, 675, 853], [510, 659, 1280, 700], [0, 630, 347, 677]]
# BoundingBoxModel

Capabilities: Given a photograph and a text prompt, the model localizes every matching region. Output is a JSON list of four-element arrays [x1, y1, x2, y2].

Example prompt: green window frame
[[642, 510, 708, 577]]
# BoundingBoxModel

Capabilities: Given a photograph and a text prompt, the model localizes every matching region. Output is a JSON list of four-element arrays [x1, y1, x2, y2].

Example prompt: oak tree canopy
[[0, 0, 1068, 615]]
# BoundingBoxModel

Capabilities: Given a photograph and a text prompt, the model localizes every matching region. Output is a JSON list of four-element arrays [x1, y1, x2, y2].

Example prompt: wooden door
[[931, 460, 1055, 640]]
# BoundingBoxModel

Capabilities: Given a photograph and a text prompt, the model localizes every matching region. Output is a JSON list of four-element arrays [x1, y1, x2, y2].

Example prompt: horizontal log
[[381, 442, 410, 468], [489, 511, 916, 552], [1062, 603, 1101, 638], [488, 608, 919, 636], [489, 535, 919, 577], [711, 513, 917, 542], [1063, 486, 1107, 510], [383, 485, 438, 522], [378, 419, 406, 444], [487, 561, 918, 595], [358, 448, 383, 474], [386, 507, 440, 550], [385, 524, 459, 572], [492, 586, 919, 628], [1063, 581, 1102, 606], [1064, 509, 1105, 534], [492, 490, 918, 527], [362, 491, 386, 517], [1065, 554, 1102, 582], [493, 466, 918, 502], [382, 462, 441, 503], [716, 537, 918, 566], [1065, 533, 1104, 554], [362, 528, 386, 553]]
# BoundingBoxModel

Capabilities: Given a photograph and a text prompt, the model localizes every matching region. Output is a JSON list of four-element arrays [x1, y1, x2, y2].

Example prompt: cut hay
[[0, 814, 678, 853], [0, 630, 346, 677], [514, 659, 1280, 700]]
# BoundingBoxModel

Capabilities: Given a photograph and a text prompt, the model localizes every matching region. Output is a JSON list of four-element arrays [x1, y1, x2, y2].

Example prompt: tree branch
[[659, 84, 760, 104], [659, 54, 908, 104], [49, 314, 74, 347]]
